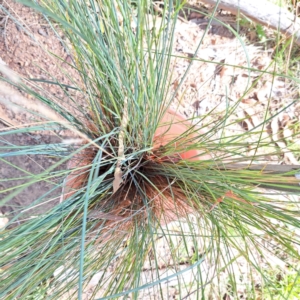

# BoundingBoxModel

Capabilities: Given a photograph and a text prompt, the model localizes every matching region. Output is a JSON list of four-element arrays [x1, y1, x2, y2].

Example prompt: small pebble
[[0, 212, 8, 230], [38, 28, 47, 37]]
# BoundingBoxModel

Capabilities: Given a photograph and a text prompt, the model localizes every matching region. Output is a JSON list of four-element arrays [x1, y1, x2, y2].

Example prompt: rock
[[38, 28, 47, 37], [0, 212, 8, 230]]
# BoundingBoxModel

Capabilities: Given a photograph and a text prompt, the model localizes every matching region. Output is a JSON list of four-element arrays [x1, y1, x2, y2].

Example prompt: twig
[[0, 80, 112, 156], [285, 1, 299, 76], [219, 163, 300, 174], [217, 162, 300, 193], [199, 0, 300, 45], [2, 15, 9, 50]]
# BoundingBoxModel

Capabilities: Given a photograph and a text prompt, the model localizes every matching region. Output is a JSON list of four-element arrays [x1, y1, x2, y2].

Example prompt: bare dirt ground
[[0, 0, 300, 299], [0, 0, 83, 219], [0, 122, 64, 221]]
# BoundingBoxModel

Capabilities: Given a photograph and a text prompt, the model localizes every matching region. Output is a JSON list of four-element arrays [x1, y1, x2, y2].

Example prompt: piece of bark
[[199, 0, 300, 45]]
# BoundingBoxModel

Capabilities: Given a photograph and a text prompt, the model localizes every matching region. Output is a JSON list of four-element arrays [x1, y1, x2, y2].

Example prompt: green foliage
[[256, 24, 267, 42], [24, 280, 50, 300], [262, 265, 300, 299], [0, 0, 299, 299]]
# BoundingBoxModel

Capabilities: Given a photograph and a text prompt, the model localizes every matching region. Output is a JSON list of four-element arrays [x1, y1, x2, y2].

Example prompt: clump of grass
[[0, 1, 300, 299]]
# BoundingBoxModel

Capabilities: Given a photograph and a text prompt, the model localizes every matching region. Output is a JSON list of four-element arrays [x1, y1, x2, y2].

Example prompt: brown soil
[[0, 122, 65, 222], [0, 0, 77, 219]]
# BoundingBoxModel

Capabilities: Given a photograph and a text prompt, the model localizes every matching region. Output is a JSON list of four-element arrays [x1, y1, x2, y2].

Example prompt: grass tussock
[[0, 0, 300, 299]]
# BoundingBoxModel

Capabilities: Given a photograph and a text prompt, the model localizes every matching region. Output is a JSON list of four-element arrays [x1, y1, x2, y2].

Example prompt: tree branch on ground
[[199, 0, 300, 45]]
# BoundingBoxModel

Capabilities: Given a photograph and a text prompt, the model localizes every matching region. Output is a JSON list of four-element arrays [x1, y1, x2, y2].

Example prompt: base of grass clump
[[63, 108, 211, 235]]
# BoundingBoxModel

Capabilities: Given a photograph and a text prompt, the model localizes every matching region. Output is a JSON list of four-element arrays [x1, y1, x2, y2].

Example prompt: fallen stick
[[220, 163, 300, 174], [218, 163, 300, 193], [199, 0, 300, 45]]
